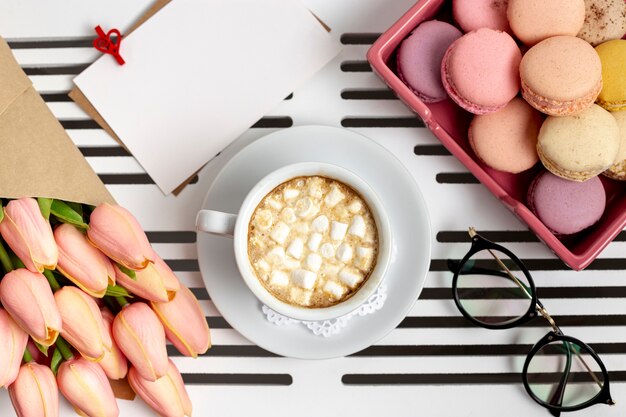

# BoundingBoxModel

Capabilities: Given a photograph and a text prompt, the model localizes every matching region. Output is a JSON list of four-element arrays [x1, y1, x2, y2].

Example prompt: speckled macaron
[[469, 98, 542, 173], [537, 104, 620, 181], [528, 171, 606, 235], [604, 111, 626, 180], [578, 0, 626, 46]]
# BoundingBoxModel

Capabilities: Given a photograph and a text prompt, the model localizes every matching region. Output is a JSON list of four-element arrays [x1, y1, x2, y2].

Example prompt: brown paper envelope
[[0, 37, 114, 206], [109, 377, 137, 401]]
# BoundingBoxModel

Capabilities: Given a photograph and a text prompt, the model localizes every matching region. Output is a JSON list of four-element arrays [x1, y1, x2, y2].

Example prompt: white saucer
[[197, 126, 431, 359]]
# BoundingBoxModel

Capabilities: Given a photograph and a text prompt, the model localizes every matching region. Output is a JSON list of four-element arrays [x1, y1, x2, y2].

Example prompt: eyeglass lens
[[526, 340, 605, 409], [456, 249, 533, 326]]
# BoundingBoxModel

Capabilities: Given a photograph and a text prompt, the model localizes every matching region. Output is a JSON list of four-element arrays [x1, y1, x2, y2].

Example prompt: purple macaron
[[397, 20, 462, 103], [527, 171, 606, 235]]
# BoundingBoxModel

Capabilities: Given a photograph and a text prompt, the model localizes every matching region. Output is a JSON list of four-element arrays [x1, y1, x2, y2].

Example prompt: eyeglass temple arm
[[471, 228, 605, 390], [548, 342, 573, 417]]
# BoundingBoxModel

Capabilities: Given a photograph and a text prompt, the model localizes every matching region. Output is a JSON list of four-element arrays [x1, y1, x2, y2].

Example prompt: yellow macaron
[[595, 40, 626, 112]]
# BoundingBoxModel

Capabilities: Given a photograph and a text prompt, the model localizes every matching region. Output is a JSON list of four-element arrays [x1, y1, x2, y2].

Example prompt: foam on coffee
[[247, 176, 379, 308]]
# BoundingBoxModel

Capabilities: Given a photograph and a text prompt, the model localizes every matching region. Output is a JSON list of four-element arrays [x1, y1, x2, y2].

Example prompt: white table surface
[[1, 0, 625, 416]]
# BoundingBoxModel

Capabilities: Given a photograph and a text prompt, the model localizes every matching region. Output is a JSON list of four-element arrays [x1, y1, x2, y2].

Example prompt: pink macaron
[[527, 171, 606, 235], [441, 28, 522, 115], [453, 0, 511, 33], [397, 20, 462, 103]]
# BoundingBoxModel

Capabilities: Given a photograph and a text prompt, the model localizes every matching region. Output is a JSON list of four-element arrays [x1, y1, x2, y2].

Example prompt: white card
[[74, 0, 341, 194]]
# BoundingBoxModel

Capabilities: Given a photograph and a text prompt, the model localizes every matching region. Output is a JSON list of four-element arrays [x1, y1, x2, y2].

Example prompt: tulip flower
[[116, 256, 180, 303], [0, 269, 62, 346], [87, 203, 154, 270], [55, 223, 115, 298], [152, 285, 210, 358], [113, 302, 168, 381], [0, 309, 28, 388], [99, 308, 128, 380], [57, 357, 119, 417], [0, 197, 58, 273], [9, 362, 59, 417], [129, 359, 192, 417], [54, 286, 112, 361]]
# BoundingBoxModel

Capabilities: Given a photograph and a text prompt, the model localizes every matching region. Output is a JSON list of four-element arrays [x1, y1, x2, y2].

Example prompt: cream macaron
[[537, 104, 620, 181], [604, 111, 626, 180]]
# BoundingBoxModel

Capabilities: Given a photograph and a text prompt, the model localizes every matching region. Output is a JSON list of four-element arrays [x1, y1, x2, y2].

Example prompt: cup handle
[[195, 209, 237, 237]]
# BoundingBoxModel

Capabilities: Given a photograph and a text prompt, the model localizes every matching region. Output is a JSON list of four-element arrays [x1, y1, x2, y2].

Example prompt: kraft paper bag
[[0, 37, 114, 206]]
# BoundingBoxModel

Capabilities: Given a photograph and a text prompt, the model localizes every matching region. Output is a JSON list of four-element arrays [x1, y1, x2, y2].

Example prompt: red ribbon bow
[[93, 25, 125, 65]]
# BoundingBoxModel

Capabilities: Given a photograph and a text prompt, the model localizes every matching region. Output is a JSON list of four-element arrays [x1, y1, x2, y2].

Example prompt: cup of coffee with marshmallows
[[196, 162, 392, 321]]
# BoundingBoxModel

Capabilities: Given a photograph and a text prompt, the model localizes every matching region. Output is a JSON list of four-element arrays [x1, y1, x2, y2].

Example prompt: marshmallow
[[256, 259, 271, 272], [253, 209, 273, 231], [336, 243, 353, 263], [323, 264, 340, 279], [348, 215, 366, 238], [355, 246, 374, 271], [330, 221, 348, 241], [270, 222, 290, 245], [266, 247, 286, 265], [323, 281, 346, 299], [267, 198, 283, 210], [307, 233, 322, 252], [269, 271, 289, 287], [338, 267, 364, 288], [307, 178, 325, 198], [311, 215, 329, 232], [305, 253, 322, 272], [324, 186, 345, 208], [320, 243, 335, 259], [348, 200, 362, 213], [283, 188, 300, 201], [289, 288, 312, 306], [295, 198, 315, 218], [291, 269, 317, 290], [286, 238, 304, 259], [280, 207, 297, 224], [282, 258, 301, 270]]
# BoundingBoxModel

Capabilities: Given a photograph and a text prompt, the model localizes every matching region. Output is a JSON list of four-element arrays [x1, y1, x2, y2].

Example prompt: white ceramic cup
[[195, 162, 392, 321]]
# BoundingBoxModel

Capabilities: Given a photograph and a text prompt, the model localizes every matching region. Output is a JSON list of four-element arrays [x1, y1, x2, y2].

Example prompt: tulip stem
[[22, 347, 33, 363], [55, 336, 74, 361], [116, 296, 130, 308], [42, 269, 61, 292], [0, 240, 13, 272]]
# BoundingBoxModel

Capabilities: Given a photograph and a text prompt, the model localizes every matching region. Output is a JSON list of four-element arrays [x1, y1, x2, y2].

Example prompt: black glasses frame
[[451, 229, 614, 415]]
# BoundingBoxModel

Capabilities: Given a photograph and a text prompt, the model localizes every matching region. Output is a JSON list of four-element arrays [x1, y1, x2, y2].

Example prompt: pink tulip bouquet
[[0, 198, 210, 417]]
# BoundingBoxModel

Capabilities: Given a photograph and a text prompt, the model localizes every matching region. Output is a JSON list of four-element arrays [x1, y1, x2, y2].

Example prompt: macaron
[[595, 40, 626, 112], [469, 98, 542, 173], [520, 36, 602, 116], [604, 111, 626, 180], [396, 20, 462, 103], [528, 171, 606, 235], [578, 0, 626, 46], [537, 104, 620, 181], [441, 28, 521, 115], [507, 0, 586, 45], [453, 0, 510, 33]]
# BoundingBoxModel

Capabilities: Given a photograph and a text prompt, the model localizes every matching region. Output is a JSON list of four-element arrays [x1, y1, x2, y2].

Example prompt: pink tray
[[367, 0, 626, 270]]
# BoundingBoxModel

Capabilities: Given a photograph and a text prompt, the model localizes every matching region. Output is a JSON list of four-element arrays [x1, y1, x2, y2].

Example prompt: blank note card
[[74, 0, 341, 194]]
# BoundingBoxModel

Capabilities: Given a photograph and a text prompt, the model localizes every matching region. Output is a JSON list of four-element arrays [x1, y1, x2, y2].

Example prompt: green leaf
[[34, 341, 49, 357], [105, 284, 133, 298], [0, 200, 4, 223], [116, 263, 137, 281], [37, 198, 53, 221], [65, 201, 83, 217], [50, 347, 63, 375], [50, 200, 88, 229]]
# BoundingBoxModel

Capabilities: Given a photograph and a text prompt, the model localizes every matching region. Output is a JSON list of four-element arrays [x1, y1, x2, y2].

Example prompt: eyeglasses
[[450, 228, 614, 416]]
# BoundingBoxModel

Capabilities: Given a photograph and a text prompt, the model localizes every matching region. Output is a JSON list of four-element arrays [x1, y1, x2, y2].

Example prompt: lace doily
[[262, 284, 387, 337]]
